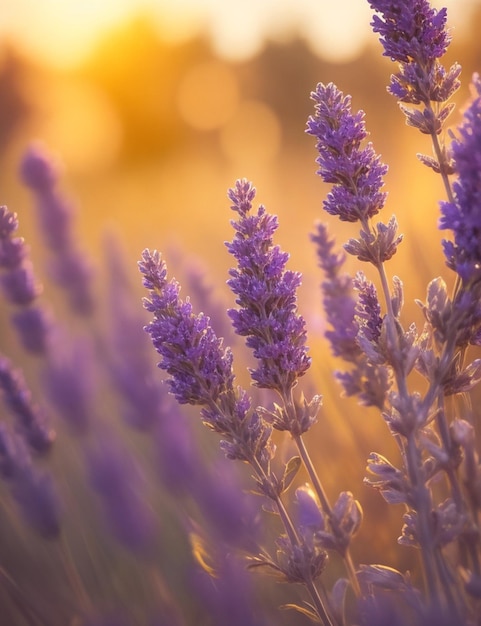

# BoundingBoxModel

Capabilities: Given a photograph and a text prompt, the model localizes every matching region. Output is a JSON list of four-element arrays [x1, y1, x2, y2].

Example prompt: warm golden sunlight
[[1, 2, 481, 623], [2, 0, 474, 67]]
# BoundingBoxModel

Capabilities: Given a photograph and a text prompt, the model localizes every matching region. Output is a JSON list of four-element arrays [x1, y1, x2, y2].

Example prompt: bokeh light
[[0, 3, 481, 622]]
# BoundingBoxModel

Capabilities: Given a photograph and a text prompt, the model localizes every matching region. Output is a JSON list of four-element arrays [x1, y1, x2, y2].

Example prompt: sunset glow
[[1, 0, 474, 68]]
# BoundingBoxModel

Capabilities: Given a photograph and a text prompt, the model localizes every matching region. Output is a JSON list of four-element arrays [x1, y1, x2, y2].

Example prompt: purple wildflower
[[0, 205, 51, 354], [11, 307, 53, 354], [105, 236, 164, 431], [368, 0, 450, 66], [368, 0, 460, 112], [0, 424, 61, 539], [311, 222, 359, 361], [226, 179, 311, 394], [312, 224, 390, 408], [0, 356, 54, 454], [87, 435, 156, 553], [19, 144, 94, 315], [43, 337, 96, 435], [354, 272, 383, 345], [306, 83, 388, 224], [440, 75, 481, 284], [140, 249, 235, 406], [139, 249, 273, 476]]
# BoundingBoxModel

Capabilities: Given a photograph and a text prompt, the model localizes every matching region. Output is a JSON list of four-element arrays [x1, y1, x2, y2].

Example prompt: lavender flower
[[20, 144, 94, 315], [367, 0, 460, 126], [0, 424, 61, 539], [105, 236, 165, 431], [0, 356, 54, 453], [306, 83, 388, 225], [87, 435, 156, 553], [43, 337, 96, 435], [312, 223, 391, 408], [440, 75, 481, 284], [139, 248, 273, 476], [226, 179, 311, 395], [311, 222, 359, 361], [0, 205, 51, 353]]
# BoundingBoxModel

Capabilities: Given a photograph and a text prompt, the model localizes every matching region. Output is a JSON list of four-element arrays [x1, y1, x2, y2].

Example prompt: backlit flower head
[[440, 75, 481, 283], [139, 249, 273, 470], [226, 179, 311, 394], [368, 0, 460, 134], [306, 83, 388, 223]]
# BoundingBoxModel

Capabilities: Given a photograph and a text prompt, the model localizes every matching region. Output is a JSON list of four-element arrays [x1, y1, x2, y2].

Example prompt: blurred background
[[1, 0, 480, 290], [1, 2, 481, 621]]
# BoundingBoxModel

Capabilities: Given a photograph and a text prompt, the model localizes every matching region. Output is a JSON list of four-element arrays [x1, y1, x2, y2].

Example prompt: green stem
[[377, 261, 441, 604], [293, 432, 361, 599]]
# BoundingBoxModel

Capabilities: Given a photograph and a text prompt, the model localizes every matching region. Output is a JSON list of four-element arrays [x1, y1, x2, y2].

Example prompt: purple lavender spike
[[311, 222, 359, 361], [20, 144, 95, 315], [139, 248, 274, 490], [306, 83, 388, 224], [367, 0, 460, 143], [440, 75, 481, 284], [0, 205, 52, 354], [0, 424, 61, 539], [0, 356, 54, 454], [43, 337, 95, 435], [105, 235, 164, 431], [87, 435, 156, 553], [226, 179, 311, 395]]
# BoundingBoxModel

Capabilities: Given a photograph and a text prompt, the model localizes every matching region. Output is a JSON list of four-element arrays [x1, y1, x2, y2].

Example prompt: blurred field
[[0, 3, 481, 623]]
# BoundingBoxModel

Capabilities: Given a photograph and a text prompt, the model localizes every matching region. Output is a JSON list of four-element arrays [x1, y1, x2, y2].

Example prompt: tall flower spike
[[368, 0, 460, 135], [440, 75, 481, 284], [311, 222, 359, 362], [226, 179, 311, 395], [306, 83, 388, 224], [0, 205, 51, 354], [0, 356, 55, 454], [139, 249, 273, 473], [0, 424, 61, 539], [20, 144, 94, 315]]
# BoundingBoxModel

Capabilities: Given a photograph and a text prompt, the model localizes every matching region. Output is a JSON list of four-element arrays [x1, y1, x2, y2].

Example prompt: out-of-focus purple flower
[[311, 222, 359, 361], [226, 179, 311, 394], [19, 143, 94, 315], [0, 206, 25, 268], [154, 402, 200, 493], [192, 553, 270, 626], [312, 224, 390, 408], [354, 272, 383, 345], [0, 424, 61, 539], [43, 337, 95, 435], [196, 458, 260, 549], [0, 356, 54, 453], [105, 236, 164, 431], [87, 435, 156, 553], [0, 205, 52, 354], [440, 75, 481, 284], [368, 0, 460, 121], [182, 257, 235, 342], [296, 485, 324, 530], [306, 83, 388, 224], [11, 307, 53, 354], [0, 262, 41, 305]]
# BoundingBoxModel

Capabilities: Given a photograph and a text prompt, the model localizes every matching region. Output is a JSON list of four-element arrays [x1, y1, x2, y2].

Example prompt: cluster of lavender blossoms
[[1, 0, 481, 625], [139, 1, 481, 625]]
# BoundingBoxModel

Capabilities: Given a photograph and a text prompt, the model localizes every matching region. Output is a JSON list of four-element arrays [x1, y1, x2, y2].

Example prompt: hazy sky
[[1, 0, 477, 68]]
